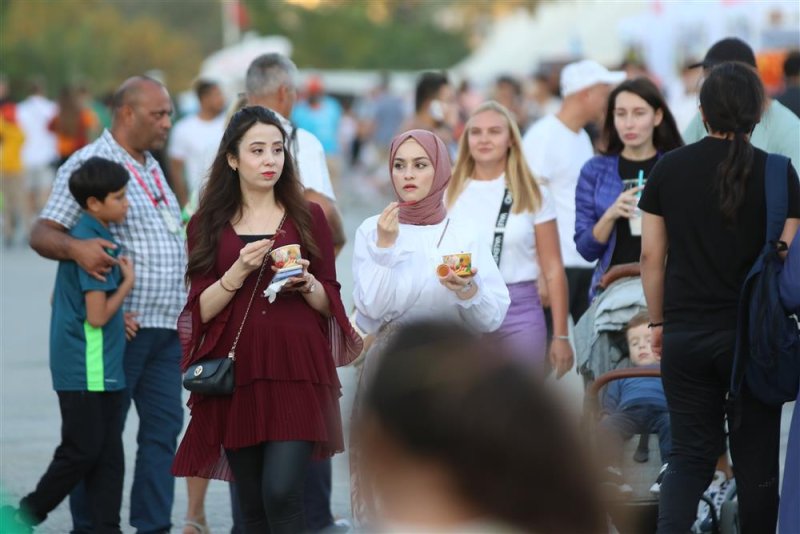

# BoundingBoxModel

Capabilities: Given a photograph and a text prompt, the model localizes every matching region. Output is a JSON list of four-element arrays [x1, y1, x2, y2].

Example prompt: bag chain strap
[[228, 212, 287, 360]]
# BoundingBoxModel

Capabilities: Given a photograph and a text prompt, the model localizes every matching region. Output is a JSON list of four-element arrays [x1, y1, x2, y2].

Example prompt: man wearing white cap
[[522, 59, 625, 324]]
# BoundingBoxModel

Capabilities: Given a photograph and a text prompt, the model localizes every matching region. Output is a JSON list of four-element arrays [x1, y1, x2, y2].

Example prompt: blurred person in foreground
[[683, 37, 800, 166], [352, 320, 605, 533], [776, 49, 800, 118]]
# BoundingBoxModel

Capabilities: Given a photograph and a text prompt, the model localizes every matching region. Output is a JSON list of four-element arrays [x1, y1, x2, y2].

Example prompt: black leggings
[[657, 329, 781, 534], [226, 441, 313, 534]]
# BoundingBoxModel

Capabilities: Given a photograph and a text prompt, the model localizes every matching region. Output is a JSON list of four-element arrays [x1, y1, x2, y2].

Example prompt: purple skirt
[[493, 281, 547, 369]]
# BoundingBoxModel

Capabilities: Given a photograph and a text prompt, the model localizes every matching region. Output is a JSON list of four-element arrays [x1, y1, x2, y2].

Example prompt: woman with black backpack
[[639, 61, 800, 533]]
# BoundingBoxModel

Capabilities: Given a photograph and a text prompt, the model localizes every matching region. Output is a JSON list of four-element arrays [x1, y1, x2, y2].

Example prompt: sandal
[[183, 519, 210, 534]]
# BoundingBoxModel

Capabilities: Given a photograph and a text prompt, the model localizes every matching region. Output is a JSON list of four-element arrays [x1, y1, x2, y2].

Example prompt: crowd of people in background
[[3, 46, 800, 246], [1, 35, 800, 534]]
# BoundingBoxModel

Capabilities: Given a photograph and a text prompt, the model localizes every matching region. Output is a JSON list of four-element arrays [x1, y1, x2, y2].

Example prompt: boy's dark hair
[[68, 157, 129, 209], [626, 310, 650, 332], [415, 71, 449, 113]]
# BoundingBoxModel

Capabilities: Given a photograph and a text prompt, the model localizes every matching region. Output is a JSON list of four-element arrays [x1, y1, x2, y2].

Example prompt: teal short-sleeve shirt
[[50, 213, 126, 391]]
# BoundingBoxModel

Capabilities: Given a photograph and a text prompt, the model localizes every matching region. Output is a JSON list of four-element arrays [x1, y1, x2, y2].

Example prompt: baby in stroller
[[577, 271, 739, 533], [598, 311, 670, 497]]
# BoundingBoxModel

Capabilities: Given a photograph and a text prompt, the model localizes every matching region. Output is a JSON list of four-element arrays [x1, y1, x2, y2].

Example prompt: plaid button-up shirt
[[40, 129, 187, 330]]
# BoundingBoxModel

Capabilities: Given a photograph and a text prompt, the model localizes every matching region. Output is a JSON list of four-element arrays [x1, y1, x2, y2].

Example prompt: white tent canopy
[[452, 2, 647, 86], [199, 33, 292, 96]]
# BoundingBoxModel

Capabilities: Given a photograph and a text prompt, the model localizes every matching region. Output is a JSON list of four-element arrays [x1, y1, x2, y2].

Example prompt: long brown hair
[[186, 106, 319, 283], [448, 101, 542, 215]]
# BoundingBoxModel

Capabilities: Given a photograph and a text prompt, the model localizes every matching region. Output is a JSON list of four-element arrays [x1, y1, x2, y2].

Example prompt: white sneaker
[[650, 463, 669, 495]]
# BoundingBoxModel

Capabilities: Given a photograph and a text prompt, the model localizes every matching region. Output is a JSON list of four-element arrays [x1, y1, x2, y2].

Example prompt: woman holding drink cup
[[172, 106, 361, 533], [447, 100, 572, 375], [574, 78, 683, 300], [352, 129, 510, 374]]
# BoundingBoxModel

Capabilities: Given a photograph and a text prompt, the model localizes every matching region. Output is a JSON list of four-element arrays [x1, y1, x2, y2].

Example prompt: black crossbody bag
[[182, 215, 285, 395]]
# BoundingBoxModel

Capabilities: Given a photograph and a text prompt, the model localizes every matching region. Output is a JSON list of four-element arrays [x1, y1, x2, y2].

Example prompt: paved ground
[[1, 171, 795, 533]]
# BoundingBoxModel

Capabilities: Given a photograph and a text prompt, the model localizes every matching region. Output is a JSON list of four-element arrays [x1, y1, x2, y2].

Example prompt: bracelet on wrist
[[219, 274, 242, 292], [648, 322, 663, 328], [554, 335, 570, 341]]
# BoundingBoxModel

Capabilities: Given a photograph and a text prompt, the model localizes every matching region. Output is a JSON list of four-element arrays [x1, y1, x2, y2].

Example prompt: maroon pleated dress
[[172, 203, 362, 481]]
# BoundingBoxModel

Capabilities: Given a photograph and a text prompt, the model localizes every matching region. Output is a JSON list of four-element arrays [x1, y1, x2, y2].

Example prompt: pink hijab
[[389, 129, 451, 225]]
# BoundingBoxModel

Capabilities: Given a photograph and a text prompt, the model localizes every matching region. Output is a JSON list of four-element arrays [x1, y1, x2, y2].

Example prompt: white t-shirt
[[17, 95, 58, 167], [522, 114, 594, 269], [448, 174, 557, 284], [276, 111, 337, 201], [167, 114, 225, 203]]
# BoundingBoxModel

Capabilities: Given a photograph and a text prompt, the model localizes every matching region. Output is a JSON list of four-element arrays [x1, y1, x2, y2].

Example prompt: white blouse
[[352, 215, 510, 335], [448, 174, 557, 284]]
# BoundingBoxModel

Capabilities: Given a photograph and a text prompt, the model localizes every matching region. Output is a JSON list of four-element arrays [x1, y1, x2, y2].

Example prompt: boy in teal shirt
[[7, 157, 134, 532]]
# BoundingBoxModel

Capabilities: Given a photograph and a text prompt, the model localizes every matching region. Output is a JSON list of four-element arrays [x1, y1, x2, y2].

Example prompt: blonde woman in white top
[[447, 101, 572, 376]]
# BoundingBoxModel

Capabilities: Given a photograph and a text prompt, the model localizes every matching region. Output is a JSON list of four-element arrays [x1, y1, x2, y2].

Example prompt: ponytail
[[716, 130, 754, 222], [699, 62, 764, 224]]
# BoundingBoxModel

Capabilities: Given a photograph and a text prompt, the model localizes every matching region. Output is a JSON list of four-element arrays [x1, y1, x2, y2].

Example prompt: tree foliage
[[243, 0, 471, 69], [1, 0, 202, 97]]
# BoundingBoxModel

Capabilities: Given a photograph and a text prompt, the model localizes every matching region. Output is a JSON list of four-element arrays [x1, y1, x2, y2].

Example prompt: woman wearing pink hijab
[[352, 129, 510, 369], [350, 129, 510, 527]]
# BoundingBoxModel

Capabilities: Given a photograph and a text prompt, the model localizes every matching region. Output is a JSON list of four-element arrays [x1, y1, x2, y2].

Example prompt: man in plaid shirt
[[30, 76, 185, 534]]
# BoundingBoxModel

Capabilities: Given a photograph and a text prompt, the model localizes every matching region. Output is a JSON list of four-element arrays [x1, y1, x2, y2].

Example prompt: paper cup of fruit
[[441, 252, 472, 277], [270, 244, 302, 271]]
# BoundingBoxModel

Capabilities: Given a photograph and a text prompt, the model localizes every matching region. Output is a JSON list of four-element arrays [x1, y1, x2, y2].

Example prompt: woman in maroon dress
[[172, 106, 361, 533]]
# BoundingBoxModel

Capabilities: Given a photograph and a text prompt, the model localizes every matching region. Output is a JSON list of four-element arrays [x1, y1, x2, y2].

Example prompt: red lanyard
[[126, 163, 169, 207]]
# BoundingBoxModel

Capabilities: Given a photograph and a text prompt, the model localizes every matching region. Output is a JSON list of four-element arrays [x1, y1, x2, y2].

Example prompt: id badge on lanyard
[[127, 163, 181, 235], [158, 204, 180, 234]]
